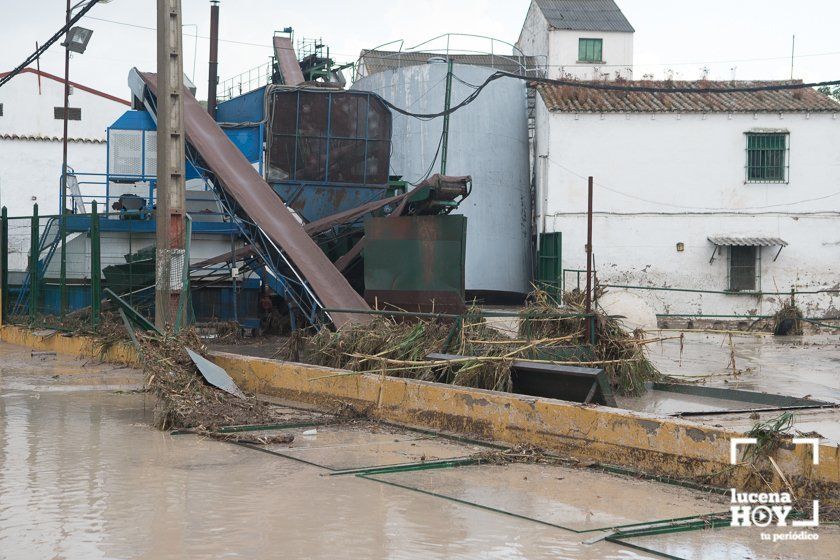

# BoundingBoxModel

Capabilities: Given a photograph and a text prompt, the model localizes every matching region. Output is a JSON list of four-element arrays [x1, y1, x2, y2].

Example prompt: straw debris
[[279, 290, 661, 396], [138, 329, 285, 431]]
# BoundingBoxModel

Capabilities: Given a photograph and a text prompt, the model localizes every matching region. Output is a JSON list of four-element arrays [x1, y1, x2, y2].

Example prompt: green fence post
[[0, 207, 7, 324], [91, 201, 101, 328], [29, 204, 39, 322], [60, 207, 67, 319]]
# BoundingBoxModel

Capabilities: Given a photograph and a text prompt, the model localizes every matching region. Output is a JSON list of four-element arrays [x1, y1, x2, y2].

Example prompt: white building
[[0, 68, 130, 218], [533, 81, 840, 320], [517, 0, 634, 81]]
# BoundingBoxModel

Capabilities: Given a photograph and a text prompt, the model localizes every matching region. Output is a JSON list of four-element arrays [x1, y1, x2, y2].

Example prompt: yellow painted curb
[[0, 325, 138, 365], [210, 350, 839, 502]]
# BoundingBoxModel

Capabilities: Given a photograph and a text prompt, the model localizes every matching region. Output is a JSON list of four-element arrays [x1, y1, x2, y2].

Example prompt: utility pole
[[59, 0, 71, 318], [155, 0, 187, 329], [207, 0, 220, 119]]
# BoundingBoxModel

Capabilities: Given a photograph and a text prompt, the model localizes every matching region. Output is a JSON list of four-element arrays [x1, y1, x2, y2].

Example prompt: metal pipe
[[440, 58, 453, 175], [60, 0, 71, 318], [321, 307, 594, 320], [207, 0, 219, 119], [585, 176, 593, 342], [0, 207, 7, 324], [91, 200, 101, 327], [600, 283, 839, 296], [30, 204, 39, 321]]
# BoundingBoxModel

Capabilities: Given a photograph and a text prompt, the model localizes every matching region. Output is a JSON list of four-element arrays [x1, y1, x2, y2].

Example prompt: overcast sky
[[2, 0, 838, 100]]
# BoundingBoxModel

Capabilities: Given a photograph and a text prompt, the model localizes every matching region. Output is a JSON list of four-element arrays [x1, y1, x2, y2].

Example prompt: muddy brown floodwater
[[1, 340, 838, 559]]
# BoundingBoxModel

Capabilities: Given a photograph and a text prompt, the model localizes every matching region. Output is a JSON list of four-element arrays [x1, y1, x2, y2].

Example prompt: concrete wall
[[534, 101, 840, 317], [0, 71, 127, 217]]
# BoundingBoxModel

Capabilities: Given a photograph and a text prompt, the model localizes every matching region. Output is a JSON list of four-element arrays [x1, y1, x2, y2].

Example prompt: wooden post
[[155, 0, 187, 329]]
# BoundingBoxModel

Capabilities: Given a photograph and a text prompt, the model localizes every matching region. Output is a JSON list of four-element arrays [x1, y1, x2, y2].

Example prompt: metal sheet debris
[[187, 348, 246, 399]]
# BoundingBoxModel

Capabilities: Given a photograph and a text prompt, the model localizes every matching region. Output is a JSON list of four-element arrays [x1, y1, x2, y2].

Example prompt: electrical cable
[[0, 0, 102, 90], [545, 156, 840, 212], [378, 70, 840, 121]]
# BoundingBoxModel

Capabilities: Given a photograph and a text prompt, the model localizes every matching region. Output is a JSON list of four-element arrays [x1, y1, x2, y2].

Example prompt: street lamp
[[58, 0, 113, 316], [62, 26, 94, 54]]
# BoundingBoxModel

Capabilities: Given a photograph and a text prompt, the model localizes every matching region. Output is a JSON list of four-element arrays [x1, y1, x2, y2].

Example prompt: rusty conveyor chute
[[133, 69, 371, 328]]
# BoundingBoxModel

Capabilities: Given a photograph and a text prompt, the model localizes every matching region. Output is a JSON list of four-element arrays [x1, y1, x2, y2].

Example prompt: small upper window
[[0, 103, 4, 117], [746, 132, 788, 183], [578, 38, 603, 63], [54, 107, 81, 121]]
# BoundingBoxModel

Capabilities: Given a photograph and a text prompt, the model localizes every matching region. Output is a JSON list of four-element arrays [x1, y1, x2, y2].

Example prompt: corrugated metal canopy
[[535, 0, 635, 33], [708, 236, 788, 247]]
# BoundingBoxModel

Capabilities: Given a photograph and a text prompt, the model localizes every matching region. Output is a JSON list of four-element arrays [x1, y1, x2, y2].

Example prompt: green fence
[[0, 203, 194, 331]]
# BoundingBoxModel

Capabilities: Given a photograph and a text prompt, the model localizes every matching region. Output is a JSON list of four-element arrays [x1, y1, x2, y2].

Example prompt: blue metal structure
[[215, 86, 393, 223]]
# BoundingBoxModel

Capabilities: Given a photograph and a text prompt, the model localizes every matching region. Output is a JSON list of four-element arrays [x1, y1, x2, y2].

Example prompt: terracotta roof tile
[[536, 80, 840, 113]]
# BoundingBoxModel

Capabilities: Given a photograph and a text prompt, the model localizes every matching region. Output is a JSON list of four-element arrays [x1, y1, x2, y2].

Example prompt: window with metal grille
[[729, 246, 760, 291], [54, 107, 81, 120], [578, 38, 603, 63], [746, 132, 788, 183]]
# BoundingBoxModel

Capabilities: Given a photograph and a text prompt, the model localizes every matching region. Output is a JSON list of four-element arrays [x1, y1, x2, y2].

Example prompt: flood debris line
[[277, 290, 663, 396], [773, 298, 804, 336], [132, 330, 291, 431], [521, 290, 662, 395], [737, 412, 839, 522], [191, 429, 295, 445]]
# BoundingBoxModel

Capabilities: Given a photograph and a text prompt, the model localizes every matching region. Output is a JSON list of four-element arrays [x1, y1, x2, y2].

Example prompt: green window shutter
[[746, 132, 788, 182], [578, 39, 603, 63]]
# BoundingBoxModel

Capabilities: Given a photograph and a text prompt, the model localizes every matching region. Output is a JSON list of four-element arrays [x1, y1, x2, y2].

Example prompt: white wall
[[0, 139, 105, 217], [516, 1, 549, 62], [515, 1, 634, 81], [0, 71, 128, 217], [548, 30, 634, 80], [535, 102, 840, 317]]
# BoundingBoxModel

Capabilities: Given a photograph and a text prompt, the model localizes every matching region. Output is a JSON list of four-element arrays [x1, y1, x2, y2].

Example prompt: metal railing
[[353, 33, 548, 82], [218, 61, 273, 101]]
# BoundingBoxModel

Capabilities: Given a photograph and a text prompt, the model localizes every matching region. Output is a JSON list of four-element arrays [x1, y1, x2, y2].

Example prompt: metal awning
[[707, 236, 788, 247]]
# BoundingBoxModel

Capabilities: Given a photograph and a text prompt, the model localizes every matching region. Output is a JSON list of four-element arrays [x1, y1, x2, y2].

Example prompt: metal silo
[[352, 62, 531, 297]]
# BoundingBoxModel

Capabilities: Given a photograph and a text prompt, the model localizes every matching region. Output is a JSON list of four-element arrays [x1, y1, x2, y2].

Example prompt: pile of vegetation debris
[[120, 329, 292, 432], [277, 290, 663, 396]]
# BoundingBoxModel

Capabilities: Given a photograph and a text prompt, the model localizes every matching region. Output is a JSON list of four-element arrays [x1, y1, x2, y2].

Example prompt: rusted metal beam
[[207, 0, 219, 119]]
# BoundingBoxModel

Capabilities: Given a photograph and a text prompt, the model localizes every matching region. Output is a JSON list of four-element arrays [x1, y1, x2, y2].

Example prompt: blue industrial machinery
[[215, 86, 393, 223]]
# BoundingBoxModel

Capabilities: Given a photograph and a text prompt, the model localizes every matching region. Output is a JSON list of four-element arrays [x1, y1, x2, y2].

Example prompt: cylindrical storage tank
[[352, 62, 531, 298]]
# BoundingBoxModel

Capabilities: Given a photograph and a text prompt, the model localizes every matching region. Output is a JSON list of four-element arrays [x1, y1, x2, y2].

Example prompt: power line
[[0, 0, 102, 89], [545, 156, 840, 212], [84, 15, 272, 48], [379, 70, 840, 120]]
